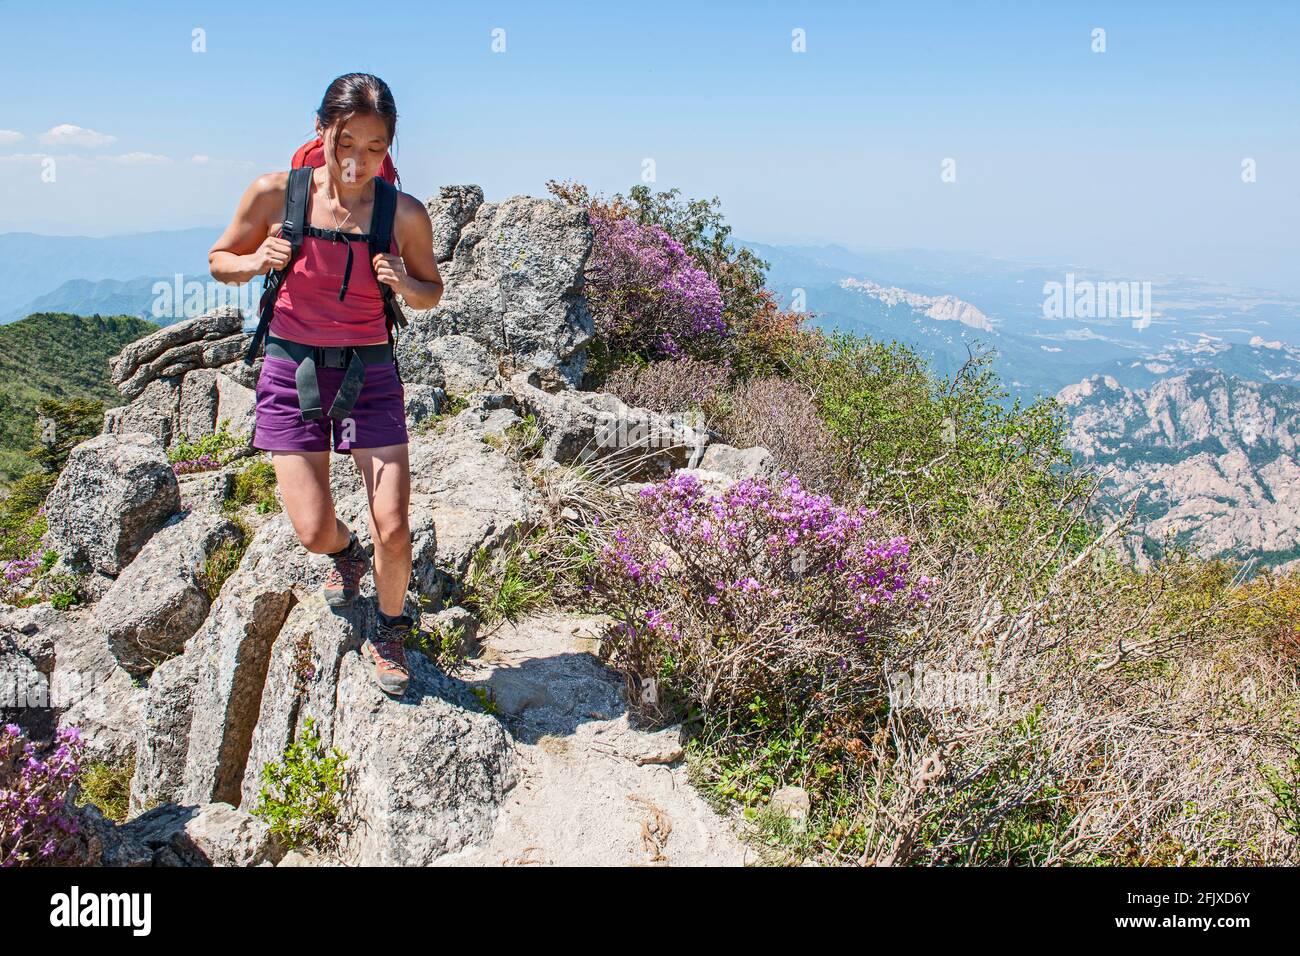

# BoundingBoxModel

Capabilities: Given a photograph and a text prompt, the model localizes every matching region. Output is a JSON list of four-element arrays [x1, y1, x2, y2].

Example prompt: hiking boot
[[366, 612, 413, 696], [323, 530, 370, 607]]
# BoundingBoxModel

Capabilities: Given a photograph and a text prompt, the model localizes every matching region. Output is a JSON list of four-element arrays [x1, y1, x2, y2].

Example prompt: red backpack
[[289, 136, 401, 187], [243, 140, 407, 369]]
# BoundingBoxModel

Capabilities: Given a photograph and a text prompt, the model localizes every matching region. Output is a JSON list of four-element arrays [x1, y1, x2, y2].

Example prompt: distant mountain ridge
[[0, 228, 217, 321], [8, 274, 265, 328]]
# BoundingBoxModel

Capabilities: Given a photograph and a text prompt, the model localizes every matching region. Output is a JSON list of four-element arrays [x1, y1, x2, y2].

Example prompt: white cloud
[[111, 152, 171, 165], [39, 123, 117, 148], [187, 155, 256, 169], [0, 151, 175, 167], [0, 130, 24, 146]]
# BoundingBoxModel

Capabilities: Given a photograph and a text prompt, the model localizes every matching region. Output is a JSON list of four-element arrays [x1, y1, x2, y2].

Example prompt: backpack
[[291, 136, 400, 188], [242, 140, 408, 368]]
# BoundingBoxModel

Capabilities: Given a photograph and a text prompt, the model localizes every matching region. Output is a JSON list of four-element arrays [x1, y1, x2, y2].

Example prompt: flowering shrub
[[548, 179, 809, 385], [1, 549, 60, 607], [585, 214, 725, 368], [594, 472, 933, 722], [2, 549, 43, 584], [167, 420, 246, 476], [172, 453, 221, 476], [1, 724, 86, 866]]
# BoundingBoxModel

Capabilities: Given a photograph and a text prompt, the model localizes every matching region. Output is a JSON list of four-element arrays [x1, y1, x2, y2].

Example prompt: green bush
[[252, 717, 348, 852], [25, 396, 105, 476], [0, 473, 53, 564], [168, 419, 247, 470], [74, 754, 136, 824], [1261, 750, 1300, 839], [227, 459, 279, 514], [788, 331, 1094, 561]]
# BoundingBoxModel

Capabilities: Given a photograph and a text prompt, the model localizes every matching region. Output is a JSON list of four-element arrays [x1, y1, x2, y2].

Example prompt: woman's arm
[[209, 172, 291, 284], [372, 191, 445, 310]]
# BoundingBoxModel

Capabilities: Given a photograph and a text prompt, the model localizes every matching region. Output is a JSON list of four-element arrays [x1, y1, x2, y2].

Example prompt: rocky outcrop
[[1, 605, 57, 739], [51, 610, 144, 765], [839, 277, 994, 332], [427, 333, 499, 394], [436, 612, 750, 866], [92, 511, 244, 676], [698, 443, 780, 482], [331, 649, 517, 865], [129, 651, 197, 817], [397, 188, 594, 388], [44, 432, 180, 575], [409, 405, 543, 587], [74, 800, 283, 867], [104, 308, 258, 450], [507, 372, 709, 475], [109, 306, 250, 400], [238, 598, 365, 808], [8, 185, 760, 867]]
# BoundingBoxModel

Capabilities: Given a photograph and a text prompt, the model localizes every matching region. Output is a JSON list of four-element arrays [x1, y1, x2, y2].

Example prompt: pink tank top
[[269, 181, 399, 346]]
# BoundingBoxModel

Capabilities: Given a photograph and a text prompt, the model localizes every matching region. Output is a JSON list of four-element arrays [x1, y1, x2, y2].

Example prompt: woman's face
[[318, 112, 390, 185]]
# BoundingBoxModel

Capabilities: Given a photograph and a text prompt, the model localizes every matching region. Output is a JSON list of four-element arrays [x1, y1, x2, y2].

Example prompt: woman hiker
[[208, 73, 444, 696]]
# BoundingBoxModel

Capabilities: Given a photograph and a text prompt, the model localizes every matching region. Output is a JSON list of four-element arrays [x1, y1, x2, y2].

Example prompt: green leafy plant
[[405, 616, 470, 673], [1260, 751, 1300, 838], [252, 717, 348, 852], [226, 459, 280, 514], [469, 686, 499, 715], [462, 542, 549, 625], [167, 419, 246, 470], [43, 572, 83, 610], [74, 754, 136, 824]]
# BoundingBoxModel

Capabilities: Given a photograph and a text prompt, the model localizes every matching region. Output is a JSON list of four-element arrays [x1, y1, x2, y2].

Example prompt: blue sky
[[2, 0, 1297, 289]]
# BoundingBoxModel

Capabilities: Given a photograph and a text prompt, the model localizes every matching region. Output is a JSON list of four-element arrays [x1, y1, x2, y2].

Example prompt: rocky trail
[[437, 612, 751, 866], [1, 184, 777, 866]]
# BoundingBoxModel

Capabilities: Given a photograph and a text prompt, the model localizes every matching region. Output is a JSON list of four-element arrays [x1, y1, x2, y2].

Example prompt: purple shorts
[[252, 355, 409, 455]]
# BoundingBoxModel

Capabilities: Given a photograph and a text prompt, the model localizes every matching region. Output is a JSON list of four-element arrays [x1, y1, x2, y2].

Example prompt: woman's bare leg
[[270, 449, 351, 554], [350, 443, 412, 618]]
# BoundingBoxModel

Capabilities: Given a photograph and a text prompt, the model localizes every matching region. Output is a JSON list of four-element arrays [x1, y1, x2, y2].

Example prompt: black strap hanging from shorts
[[265, 335, 393, 422]]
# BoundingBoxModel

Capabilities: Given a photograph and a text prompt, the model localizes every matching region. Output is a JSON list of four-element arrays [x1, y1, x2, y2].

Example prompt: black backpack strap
[[368, 177, 409, 335], [243, 166, 314, 364]]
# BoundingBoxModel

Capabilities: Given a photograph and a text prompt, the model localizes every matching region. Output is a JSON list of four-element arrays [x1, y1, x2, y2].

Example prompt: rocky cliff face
[[1058, 369, 1300, 564], [2, 185, 764, 866]]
